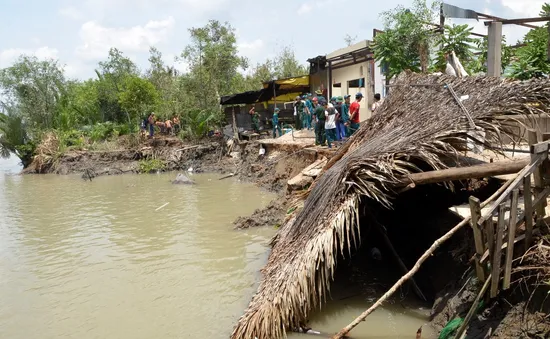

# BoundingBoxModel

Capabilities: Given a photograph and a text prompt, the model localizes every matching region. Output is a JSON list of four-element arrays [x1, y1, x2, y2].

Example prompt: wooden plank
[[528, 129, 546, 223], [529, 140, 550, 154], [481, 233, 526, 263], [503, 189, 519, 290], [469, 196, 486, 282], [400, 158, 529, 188], [478, 156, 542, 224], [485, 218, 495, 280], [491, 204, 505, 298], [524, 175, 534, 251]]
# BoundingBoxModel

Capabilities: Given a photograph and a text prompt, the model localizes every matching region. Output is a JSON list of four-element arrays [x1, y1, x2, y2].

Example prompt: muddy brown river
[[0, 158, 434, 338]]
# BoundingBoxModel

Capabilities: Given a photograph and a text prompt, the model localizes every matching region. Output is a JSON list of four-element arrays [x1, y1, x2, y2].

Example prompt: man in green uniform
[[249, 106, 260, 133], [314, 99, 326, 146], [272, 108, 282, 138]]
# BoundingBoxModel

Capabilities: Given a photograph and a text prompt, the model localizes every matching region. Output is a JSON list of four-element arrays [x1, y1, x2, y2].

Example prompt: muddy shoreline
[[20, 135, 550, 338]]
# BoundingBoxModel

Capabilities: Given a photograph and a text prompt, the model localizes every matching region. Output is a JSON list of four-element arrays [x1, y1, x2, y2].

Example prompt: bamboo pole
[[331, 173, 521, 339], [453, 273, 492, 339]]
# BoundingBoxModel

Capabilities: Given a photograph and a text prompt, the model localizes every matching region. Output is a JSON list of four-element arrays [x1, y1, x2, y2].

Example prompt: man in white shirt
[[324, 101, 337, 149]]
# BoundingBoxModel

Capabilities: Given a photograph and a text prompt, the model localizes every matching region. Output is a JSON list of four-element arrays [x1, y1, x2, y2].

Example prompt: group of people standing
[[143, 113, 181, 138], [293, 92, 365, 148], [249, 91, 383, 147]]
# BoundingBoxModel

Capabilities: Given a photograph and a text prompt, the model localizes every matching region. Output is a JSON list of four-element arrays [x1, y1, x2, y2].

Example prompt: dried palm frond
[[231, 72, 550, 339]]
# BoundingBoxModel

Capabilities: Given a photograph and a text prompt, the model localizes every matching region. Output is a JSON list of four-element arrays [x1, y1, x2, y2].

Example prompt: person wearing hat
[[293, 96, 303, 130], [348, 92, 363, 135], [147, 112, 156, 138], [272, 107, 282, 138], [313, 99, 327, 146], [249, 106, 260, 133]]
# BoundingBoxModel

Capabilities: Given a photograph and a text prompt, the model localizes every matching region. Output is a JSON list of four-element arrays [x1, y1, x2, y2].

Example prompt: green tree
[[146, 47, 185, 119], [0, 56, 66, 130], [508, 3, 550, 80], [434, 24, 478, 73], [181, 20, 248, 110], [272, 46, 307, 78], [95, 48, 140, 123], [0, 104, 34, 167], [373, 0, 439, 79], [118, 76, 160, 123]]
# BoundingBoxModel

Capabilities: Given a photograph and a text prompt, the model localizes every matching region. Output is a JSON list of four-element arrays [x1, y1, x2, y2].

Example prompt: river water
[[0, 158, 433, 339]]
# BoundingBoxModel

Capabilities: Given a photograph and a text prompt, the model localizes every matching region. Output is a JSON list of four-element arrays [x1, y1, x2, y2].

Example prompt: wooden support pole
[[469, 196, 486, 282], [401, 158, 529, 187], [529, 129, 546, 226], [487, 21, 503, 77], [377, 224, 427, 301], [503, 189, 519, 290], [524, 175, 534, 251], [232, 106, 239, 141], [485, 218, 495, 284], [490, 204, 505, 299]]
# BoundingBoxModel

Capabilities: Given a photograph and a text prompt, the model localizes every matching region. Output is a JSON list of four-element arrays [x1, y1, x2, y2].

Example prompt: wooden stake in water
[[155, 203, 170, 211]]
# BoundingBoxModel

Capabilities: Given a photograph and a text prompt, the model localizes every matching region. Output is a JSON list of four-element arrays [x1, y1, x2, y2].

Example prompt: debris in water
[[155, 203, 169, 211]]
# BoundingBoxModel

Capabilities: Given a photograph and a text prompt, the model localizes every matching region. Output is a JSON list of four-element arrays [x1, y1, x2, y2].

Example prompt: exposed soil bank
[[24, 137, 231, 176]]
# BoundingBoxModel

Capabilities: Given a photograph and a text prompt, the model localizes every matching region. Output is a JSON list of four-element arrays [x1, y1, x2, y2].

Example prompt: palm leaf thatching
[[231, 72, 550, 339]]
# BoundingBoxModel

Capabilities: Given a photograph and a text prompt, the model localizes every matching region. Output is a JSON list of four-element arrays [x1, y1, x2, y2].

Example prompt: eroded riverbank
[[12, 134, 550, 338]]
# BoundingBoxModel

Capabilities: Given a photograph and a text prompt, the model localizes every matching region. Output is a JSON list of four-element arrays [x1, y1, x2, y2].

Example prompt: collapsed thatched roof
[[231, 72, 550, 339]]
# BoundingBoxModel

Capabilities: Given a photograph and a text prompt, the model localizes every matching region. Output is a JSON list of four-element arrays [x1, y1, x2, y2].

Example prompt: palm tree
[[0, 103, 34, 167]]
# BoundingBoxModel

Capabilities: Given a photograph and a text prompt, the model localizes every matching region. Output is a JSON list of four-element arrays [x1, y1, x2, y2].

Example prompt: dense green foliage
[[507, 4, 550, 80], [374, 1, 549, 80], [0, 20, 307, 166], [373, 0, 439, 78]]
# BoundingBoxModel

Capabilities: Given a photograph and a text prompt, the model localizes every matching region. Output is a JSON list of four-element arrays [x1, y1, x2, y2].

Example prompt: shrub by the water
[[138, 158, 166, 173]]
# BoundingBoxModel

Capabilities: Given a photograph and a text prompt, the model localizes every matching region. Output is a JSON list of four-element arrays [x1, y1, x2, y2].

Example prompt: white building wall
[[331, 61, 372, 121], [374, 60, 385, 97]]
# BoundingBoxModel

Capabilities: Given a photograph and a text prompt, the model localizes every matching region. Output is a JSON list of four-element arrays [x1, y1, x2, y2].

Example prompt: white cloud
[[0, 47, 59, 68], [297, 3, 313, 15], [501, 0, 545, 17], [59, 6, 84, 20], [238, 39, 264, 51], [75, 17, 175, 60]]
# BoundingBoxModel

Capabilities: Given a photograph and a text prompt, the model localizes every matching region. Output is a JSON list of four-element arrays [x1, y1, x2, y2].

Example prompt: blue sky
[[0, 0, 545, 80]]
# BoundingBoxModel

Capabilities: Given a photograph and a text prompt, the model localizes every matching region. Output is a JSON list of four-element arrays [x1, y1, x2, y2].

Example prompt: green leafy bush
[[88, 122, 132, 142], [138, 158, 166, 173]]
